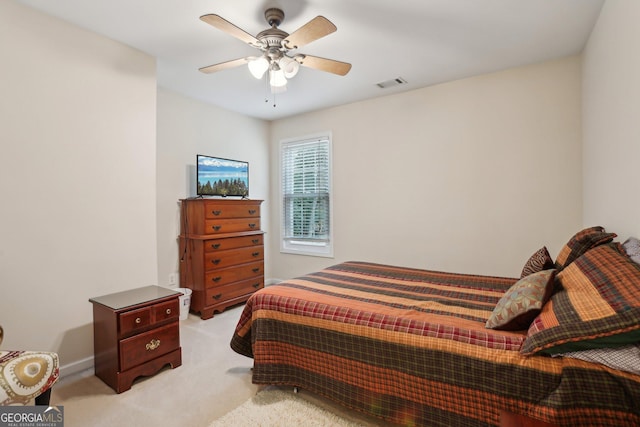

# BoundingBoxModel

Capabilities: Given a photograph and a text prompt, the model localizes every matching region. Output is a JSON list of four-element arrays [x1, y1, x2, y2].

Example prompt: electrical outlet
[[169, 273, 177, 286]]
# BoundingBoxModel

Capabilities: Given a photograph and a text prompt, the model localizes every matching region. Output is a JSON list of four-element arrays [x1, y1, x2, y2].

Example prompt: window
[[280, 134, 333, 257]]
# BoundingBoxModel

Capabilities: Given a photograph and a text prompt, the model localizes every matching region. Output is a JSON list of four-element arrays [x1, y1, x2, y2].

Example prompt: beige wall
[[156, 88, 271, 287], [0, 1, 157, 373], [582, 0, 640, 241], [270, 57, 583, 280]]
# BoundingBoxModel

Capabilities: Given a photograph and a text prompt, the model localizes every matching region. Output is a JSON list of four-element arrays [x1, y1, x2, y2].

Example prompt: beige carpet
[[210, 389, 367, 427]]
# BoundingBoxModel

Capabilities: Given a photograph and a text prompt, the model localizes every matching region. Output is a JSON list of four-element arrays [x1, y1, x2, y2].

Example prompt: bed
[[230, 228, 640, 426]]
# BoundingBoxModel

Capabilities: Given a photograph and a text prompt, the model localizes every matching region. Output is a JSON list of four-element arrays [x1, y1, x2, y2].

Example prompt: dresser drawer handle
[[145, 339, 161, 351], [212, 210, 221, 216], [252, 252, 260, 257], [248, 223, 256, 229], [212, 294, 222, 300], [212, 276, 222, 283], [212, 225, 222, 231], [165, 308, 172, 315], [252, 283, 260, 289], [211, 259, 221, 265], [135, 317, 142, 324], [252, 239, 260, 244], [252, 268, 260, 273], [211, 243, 221, 249], [248, 210, 256, 215]]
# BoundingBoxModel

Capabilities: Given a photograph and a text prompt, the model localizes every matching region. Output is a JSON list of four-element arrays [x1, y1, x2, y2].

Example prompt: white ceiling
[[17, 0, 604, 121]]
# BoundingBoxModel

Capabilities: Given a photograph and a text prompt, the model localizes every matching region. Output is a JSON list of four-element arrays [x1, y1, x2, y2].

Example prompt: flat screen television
[[196, 155, 249, 197]]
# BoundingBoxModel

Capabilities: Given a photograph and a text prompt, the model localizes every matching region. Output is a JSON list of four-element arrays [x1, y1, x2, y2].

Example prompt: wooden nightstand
[[89, 286, 182, 393]]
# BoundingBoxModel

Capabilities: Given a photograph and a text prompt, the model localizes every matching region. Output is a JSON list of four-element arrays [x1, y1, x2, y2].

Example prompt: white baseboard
[[59, 355, 94, 380]]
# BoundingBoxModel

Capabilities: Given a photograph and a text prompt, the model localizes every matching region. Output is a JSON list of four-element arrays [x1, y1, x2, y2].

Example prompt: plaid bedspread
[[230, 261, 640, 427]]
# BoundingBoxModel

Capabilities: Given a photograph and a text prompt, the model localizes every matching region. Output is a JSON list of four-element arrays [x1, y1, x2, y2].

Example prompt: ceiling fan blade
[[299, 55, 352, 76], [199, 58, 250, 74], [200, 14, 259, 46], [284, 16, 336, 50]]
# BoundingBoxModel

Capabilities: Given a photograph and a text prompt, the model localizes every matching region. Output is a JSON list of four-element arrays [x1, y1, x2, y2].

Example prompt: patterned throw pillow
[[486, 269, 556, 331], [520, 247, 554, 278], [521, 243, 640, 355], [554, 226, 616, 270], [623, 237, 640, 265]]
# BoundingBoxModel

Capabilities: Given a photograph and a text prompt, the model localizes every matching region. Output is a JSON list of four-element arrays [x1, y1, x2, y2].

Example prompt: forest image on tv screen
[[198, 156, 248, 196]]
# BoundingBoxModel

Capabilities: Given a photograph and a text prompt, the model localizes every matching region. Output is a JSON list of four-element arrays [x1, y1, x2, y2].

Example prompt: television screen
[[196, 155, 249, 197]]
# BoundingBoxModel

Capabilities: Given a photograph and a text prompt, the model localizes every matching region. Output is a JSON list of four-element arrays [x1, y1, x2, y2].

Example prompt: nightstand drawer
[[204, 246, 264, 270], [154, 300, 179, 322], [119, 323, 180, 372], [204, 204, 260, 219], [119, 307, 152, 335], [204, 234, 263, 252]]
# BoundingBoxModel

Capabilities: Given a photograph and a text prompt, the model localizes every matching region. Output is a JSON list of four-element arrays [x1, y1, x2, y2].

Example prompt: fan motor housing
[[264, 8, 284, 27]]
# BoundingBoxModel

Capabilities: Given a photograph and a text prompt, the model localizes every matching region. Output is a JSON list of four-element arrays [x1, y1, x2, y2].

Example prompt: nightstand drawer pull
[[252, 252, 260, 257], [252, 268, 260, 273], [248, 223, 256, 229], [165, 308, 171, 315], [135, 317, 141, 324], [212, 294, 222, 300], [211, 259, 221, 265], [212, 276, 222, 283], [145, 339, 161, 351], [252, 239, 259, 244], [211, 243, 221, 249], [212, 210, 221, 216], [248, 210, 256, 215], [212, 225, 222, 231], [252, 283, 260, 289]]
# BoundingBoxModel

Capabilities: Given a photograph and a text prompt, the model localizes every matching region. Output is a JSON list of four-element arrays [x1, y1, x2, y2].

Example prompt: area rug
[[209, 389, 367, 426]]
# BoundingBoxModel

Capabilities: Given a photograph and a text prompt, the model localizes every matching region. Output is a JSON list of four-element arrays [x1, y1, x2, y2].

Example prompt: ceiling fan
[[199, 8, 352, 93]]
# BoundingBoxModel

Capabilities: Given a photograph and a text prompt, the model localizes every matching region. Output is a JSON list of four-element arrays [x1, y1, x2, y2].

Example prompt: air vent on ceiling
[[376, 77, 407, 89]]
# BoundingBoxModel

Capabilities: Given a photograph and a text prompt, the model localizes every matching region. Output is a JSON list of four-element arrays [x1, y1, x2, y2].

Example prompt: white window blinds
[[281, 136, 332, 256]]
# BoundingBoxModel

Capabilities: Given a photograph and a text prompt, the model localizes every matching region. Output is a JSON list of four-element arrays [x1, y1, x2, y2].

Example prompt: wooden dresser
[[179, 198, 264, 319], [89, 286, 182, 393]]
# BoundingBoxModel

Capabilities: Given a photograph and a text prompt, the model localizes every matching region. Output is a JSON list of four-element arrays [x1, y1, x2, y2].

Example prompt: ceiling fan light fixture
[[248, 56, 269, 79], [279, 56, 300, 78], [270, 84, 287, 95], [269, 66, 287, 88]]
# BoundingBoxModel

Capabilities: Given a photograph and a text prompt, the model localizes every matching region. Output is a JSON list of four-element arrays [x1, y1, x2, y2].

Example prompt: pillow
[[623, 237, 640, 265], [552, 344, 640, 376], [486, 269, 556, 331], [520, 246, 554, 278], [554, 226, 616, 270], [521, 243, 640, 355]]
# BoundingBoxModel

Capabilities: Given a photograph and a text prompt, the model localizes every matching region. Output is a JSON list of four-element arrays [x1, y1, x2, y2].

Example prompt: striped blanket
[[231, 261, 640, 427]]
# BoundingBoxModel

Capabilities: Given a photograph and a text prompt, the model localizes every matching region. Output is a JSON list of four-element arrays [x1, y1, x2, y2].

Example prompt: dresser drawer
[[204, 246, 264, 270], [119, 307, 152, 336], [119, 323, 180, 372], [204, 218, 260, 234], [205, 261, 263, 288], [206, 278, 264, 304], [204, 234, 263, 252], [204, 203, 260, 219]]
